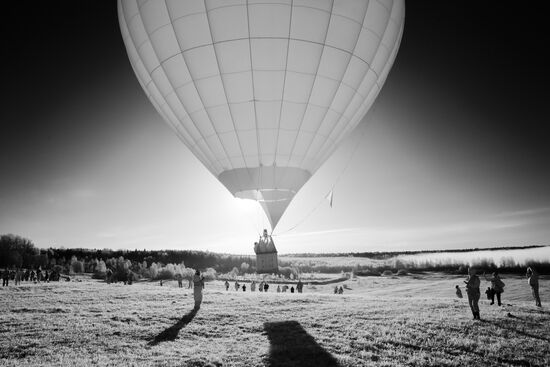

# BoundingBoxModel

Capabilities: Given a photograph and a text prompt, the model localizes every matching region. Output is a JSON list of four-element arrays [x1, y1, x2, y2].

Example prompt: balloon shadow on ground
[[148, 308, 197, 346], [264, 321, 340, 367]]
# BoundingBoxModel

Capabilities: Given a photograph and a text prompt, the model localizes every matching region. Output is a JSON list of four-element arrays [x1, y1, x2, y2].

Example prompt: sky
[[1, 1, 549, 254]]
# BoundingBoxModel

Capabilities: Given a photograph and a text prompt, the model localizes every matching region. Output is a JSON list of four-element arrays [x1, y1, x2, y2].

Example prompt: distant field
[[280, 246, 550, 270], [1, 273, 549, 366]]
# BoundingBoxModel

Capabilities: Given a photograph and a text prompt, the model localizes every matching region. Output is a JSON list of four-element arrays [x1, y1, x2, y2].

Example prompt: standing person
[[297, 280, 303, 293], [234, 281, 240, 291], [276, 285, 281, 293], [464, 267, 481, 320], [484, 271, 504, 306], [251, 281, 256, 292], [193, 270, 205, 310], [2, 269, 9, 287], [526, 267, 542, 307], [242, 284, 246, 292], [15, 268, 22, 286], [264, 282, 269, 292], [485, 287, 493, 301], [224, 280, 230, 291]]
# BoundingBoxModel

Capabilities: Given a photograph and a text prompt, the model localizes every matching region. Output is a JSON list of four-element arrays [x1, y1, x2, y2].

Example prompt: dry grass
[[1, 274, 549, 366]]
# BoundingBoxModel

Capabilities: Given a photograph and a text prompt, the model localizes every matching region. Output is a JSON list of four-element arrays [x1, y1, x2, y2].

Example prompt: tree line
[[0, 234, 255, 276]]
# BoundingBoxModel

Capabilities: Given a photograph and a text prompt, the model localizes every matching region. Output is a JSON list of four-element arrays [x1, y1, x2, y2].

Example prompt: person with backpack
[[484, 271, 504, 306]]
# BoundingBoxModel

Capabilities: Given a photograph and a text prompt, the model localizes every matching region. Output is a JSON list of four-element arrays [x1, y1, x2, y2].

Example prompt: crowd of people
[[223, 279, 304, 294], [458, 266, 542, 320], [1, 268, 63, 286]]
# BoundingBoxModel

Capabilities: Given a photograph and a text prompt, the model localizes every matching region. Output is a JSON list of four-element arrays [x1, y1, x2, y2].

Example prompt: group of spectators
[[457, 266, 542, 320], [1, 268, 62, 286], [224, 279, 304, 293]]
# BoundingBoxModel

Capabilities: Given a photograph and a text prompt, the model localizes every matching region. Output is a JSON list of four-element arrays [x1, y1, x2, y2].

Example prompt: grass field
[[1, 274, 549, 366]]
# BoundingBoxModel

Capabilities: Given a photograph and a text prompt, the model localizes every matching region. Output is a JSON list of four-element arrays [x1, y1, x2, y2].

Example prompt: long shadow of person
[[148, 308, 197, 346], [264, 321, 340, 367]]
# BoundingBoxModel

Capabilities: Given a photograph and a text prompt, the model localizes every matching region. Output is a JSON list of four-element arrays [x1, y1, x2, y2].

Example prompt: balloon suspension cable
[[273, 117, 374, 237]]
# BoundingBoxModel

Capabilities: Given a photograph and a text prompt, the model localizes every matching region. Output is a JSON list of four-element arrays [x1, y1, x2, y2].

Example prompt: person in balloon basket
[[484, 271, 504, 306], [464, 267, 481, 320], [193, 270, 205, 310], [526, 267, 542, 307]]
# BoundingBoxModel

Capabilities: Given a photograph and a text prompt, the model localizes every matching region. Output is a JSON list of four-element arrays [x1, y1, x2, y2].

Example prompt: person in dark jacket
[[455, 285, 463, 298], [484, 271, 504, 306], [464, 267, 481, 320], [526, 267, 542, 307], [2, 269, 9, 287]]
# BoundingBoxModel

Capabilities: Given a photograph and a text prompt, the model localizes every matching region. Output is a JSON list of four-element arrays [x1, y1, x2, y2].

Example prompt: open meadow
[[1, 274, 549, 367]]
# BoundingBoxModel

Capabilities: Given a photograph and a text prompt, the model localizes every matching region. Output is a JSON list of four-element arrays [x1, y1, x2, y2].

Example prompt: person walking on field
[[464, 267, 481, 320], [526, 267, 542, 307], [484, 271, 504, 306], [193, 270, 205, 310]]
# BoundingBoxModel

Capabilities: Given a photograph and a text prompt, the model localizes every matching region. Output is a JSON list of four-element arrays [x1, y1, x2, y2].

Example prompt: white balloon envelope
[[118, 0, 405, 230]]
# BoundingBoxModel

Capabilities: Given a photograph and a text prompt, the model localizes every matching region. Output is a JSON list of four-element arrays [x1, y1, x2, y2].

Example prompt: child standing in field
[[484, 271, 504, 306], [464, 267, 481, 320], [455, 285, 463, 298], [485, 287, 493, 301], [193, 270, 205, 310], [526, 267, 542, 307]]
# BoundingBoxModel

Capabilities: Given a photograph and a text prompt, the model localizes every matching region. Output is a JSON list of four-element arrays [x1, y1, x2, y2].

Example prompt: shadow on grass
[[148, 308, 197, 346], [264, 321, 339, 367], [480, 319, 550, 342]]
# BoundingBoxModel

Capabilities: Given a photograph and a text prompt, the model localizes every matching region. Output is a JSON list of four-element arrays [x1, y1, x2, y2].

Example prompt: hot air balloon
[[118, 0, 405, 231]]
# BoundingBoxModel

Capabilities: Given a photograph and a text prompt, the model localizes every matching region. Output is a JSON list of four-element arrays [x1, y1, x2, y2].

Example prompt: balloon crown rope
[[271, 120, 371, 238]]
